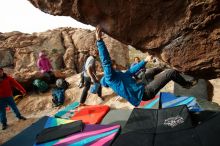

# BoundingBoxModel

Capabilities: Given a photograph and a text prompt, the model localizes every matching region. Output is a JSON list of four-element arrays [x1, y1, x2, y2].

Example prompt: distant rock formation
[[0, 28, 129, 88], [28, 0, 220, 79]]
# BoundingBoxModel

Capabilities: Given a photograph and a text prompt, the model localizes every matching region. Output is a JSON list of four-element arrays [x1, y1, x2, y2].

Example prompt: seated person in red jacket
[[0, 68, 26, 130]]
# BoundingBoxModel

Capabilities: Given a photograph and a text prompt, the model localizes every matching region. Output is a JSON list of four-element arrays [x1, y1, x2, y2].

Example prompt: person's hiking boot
[[79, 103, 87, 106], [54, 103, 63, 107], [182, 79, 198, 89], [2, 123, 8, 130], [18, 116, 27, 121]]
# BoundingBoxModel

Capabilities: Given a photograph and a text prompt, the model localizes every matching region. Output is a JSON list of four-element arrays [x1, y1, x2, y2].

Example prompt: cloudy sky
[[0, 0, 94, 33]]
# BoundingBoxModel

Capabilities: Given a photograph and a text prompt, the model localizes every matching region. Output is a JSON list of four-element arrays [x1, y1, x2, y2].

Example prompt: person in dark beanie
[[0, 68, 27, 130]]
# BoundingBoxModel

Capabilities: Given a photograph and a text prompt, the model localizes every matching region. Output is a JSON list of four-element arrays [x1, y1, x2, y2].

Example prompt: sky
[[0, 0, 94, 33]]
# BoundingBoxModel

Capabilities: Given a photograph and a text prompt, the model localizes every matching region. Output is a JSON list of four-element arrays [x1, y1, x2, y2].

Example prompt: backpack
[[55, 78, 69, 90], [44, 72, 56, 84], [33, 79, 49, 92], [52, 88, 65, 106]]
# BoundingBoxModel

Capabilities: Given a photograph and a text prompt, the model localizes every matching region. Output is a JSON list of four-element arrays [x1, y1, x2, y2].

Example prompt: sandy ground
[[0, 73, 173, 144]]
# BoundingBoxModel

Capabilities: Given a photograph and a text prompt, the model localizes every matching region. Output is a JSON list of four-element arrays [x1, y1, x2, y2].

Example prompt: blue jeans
[[0, 97, 21, 125]]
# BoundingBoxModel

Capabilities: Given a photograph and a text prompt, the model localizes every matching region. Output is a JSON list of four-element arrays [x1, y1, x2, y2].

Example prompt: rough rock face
[[0, 31, 66, 72], [0, 28, 129, 87], [0, 28, 128, 73], [28, 0, 220, 79], [0, 49, 14, 67]]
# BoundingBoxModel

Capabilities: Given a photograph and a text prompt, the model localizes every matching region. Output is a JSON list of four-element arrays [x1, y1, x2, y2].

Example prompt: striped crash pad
[[2, 116, 50, 146], [35, 117, 78, 146], [55, 102, 80, 119], [160, 92, 202, 112], [35, 117, 120, 146], [138, 94, 160, 109]]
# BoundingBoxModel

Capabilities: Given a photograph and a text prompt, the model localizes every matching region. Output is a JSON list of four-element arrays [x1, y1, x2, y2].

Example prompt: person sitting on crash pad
[[0, 68, 27, 130], [95, 26, 197, 107]]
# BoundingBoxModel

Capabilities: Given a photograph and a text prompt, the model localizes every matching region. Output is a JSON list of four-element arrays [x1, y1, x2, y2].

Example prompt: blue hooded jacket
[[97, 40, 146, 106]]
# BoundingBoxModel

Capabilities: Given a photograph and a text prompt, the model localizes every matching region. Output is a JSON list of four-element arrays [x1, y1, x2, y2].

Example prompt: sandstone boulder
[[28, 0, 220, 79], [0, 28, 129, 88], [0, 49, 14, 67]]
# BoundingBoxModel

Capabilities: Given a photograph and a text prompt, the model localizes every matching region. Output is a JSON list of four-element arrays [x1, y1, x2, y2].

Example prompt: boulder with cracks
[[0, 28, 129, 89], [28, 0, 220, 79]]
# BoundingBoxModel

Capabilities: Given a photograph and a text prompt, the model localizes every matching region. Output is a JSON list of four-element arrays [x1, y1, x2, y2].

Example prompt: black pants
[[142, 67, 163, 84], [80, 77, 102, 104], [79, 72, 84, 84], [142, 69, 189, 101]]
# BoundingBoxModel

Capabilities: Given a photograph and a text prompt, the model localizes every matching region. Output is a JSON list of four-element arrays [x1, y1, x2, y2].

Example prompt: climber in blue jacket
[[96, 26, 197, 107]]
